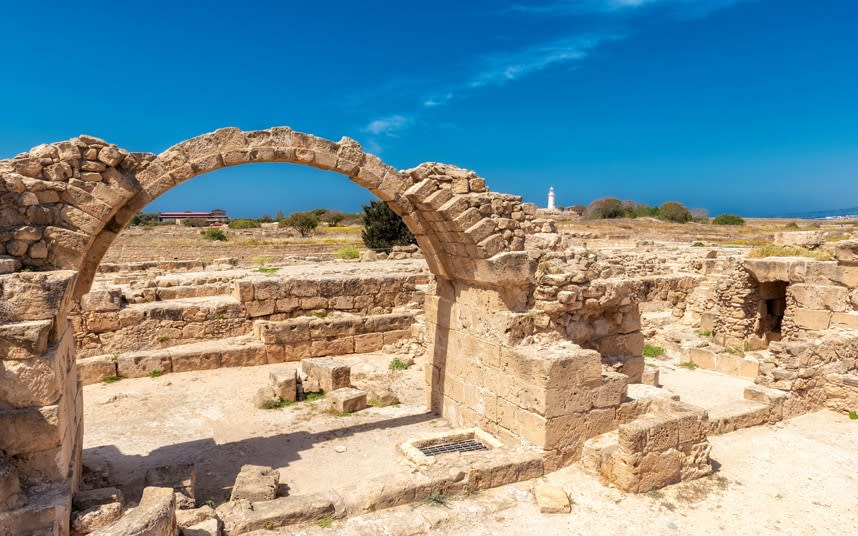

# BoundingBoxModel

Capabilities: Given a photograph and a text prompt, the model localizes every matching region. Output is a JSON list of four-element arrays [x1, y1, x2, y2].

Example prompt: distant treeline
[[568, 198, 744, 225]]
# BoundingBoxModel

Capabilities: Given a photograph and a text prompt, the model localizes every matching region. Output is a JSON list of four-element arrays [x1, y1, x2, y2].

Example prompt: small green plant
[[305, 310, 328, 319], [202, 227, 228, 241], [692, 241, 705, 247], [324, 408, 352, 417], [148, 370, 165, 378], [336, 246, 360, 260], [724, 346, 743, 355], [257, 266, 279, 274], [643, 344, 666, 358], [156, 335, 170, 343], [425, 491, 448, 507], [304, 391, 325, 402], [316, 517, 333, 528], [110, 354, 120, 362], [102, 375, 123, 384], [262, 397, 292, 409], [849, 410, 858, 420], [646, 490, 664, 500], [697, 329, 712, 337], [262, 522, 275, 530], [389, 357, 410, 371], [368, 398, 384, 408], [678, 361, 699, 370], [712, 214, 745, 225]]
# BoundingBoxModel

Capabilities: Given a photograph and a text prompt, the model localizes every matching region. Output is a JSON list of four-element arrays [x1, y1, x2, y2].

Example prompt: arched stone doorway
[[1, 127, 555, 533]]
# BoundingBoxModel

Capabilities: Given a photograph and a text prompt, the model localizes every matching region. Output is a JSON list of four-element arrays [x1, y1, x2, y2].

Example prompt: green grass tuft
[[316, 517, 333, 528], [262, 397, 293, 410], [335, 246, 360, 260], [148, 370, 165, 378], [305, 310, 328, 319], [102, 375, 123, 384], [643, 344, 666, 358], [677, 361, 699, 370], [849, 410, 858, 420], [389, 357, 410, 371], [303, 391, 325, 402], [425, 491, 448, 507]]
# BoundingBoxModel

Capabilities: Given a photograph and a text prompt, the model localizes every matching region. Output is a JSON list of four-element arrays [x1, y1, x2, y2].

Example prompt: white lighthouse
[[547, 186, 556, 210]]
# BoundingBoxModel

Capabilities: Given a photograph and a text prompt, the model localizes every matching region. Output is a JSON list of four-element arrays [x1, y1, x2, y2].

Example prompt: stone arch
[[0, 127, 553, 534], [1, 126, 538, 300]]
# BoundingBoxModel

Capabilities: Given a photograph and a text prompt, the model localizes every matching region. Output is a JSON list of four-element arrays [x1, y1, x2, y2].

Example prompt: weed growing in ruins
[[336, 246, 360, 260], [156, 335, 170, 343], [368, 398, 383, 407], [316, 517, 333, 528], [849, 411, 858, 420], [646, 490, 664, 500], [257, 266, 279, 274], [110, 354, 119, 362], [262, 522, 275, 530], [304, 391, 325, 402], [102, 375, 123, 384], [643, 344, 666, 358], [697, 329, 712, 337], [389, 357, 410, 371], [262, 397, 293, 410], [202, 228, 228, 242], [692, 241, 705, 247], [677, 362, 699, 370], [748, 244, 833, 261], [425, 491, 449, 507], [724, 346, 743, 356], [305, 311, 328, 319], [324, 408, 352, 417], [148, 370, 164, 378]]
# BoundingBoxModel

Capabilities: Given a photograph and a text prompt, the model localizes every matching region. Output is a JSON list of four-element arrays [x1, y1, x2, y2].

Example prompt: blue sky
[[1, 0, 856, 217]]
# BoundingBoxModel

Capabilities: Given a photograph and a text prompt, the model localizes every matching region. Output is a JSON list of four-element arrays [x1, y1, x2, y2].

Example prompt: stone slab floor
[[82, 351, 447, 505]]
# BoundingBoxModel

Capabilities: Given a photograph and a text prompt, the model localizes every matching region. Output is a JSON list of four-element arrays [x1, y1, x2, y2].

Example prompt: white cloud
[[423, 92, 454, 108], [510, 0, 742, 17], [362, 114, 413, 136]]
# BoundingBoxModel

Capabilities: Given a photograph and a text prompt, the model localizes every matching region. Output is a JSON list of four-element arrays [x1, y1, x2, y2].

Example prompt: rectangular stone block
[[831, 312, 858, 330], [301, 357, 350, 392], [353, 332, 384, 353], [0, 320, 53, 360], [309, 336, 354, 357], [117, 350, 172, 378], [230, 465, 279, 502], [77, 356, 118, 385], [793, 308, 832, 330], [0, 404, 66, 456], [327, 387, 367, 413], [269, 369, 297, 402]]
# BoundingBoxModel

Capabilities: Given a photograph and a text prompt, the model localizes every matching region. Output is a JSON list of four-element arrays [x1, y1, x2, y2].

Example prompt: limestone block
[[534, 482, 571, 514], [145, 464, 196, 499], [834, 240, 858, 265], [0, 484, 72, 536], [596, 332, 644, 358], [71, 501, 123, 534], [368, 388, 399, 406], [0, 403, 66, 456], [184, 518, 221, 536], [117, 350, 172, 378], [641, 367, 660, 386], [301, 357, 350, 392], [0, 319, 52, 360], [217, 493, 336, 535], [268, 369, 297, 402], [80, 289, 122, 312], [773, 231, 826, 249], [327, 387, 367, 413], [253, 386, 280, 409], [0, 271, 76, 322], [831, 312, 858, 330], [789, 284, 849, 312], [354, 332, 384, 353], [836, 266, 858, 288], [89, 486, 176, 536], [793, 308, 832, 330], [230, 465, 280, 502], [175, 505, 216, 528], [0, 353, 66, 408], [689, 348, 716, 370]]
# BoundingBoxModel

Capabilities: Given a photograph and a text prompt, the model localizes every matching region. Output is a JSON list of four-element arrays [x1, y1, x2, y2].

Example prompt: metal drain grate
[[418, 438, 488, 456]]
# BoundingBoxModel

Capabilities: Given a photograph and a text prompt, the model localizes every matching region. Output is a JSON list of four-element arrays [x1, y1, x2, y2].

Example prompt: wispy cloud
[[467, 34, 617, 89], [510, 0, 742, 17], [362, 114, 413, 136]]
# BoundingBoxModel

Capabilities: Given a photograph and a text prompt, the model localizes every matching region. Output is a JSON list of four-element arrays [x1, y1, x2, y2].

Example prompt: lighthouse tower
[[547, 186, 556, 210]]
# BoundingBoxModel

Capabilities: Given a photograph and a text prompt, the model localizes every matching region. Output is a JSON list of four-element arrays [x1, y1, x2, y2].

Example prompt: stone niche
[[754, 280, 788, 348]]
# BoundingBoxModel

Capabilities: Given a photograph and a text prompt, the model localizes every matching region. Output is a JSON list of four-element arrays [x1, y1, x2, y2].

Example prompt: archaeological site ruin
[[1, 127, 857, 535]]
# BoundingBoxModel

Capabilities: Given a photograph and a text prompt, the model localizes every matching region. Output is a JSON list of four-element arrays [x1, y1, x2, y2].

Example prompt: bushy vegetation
[[181, 218, 209, 228], [202, 228, 227, 241], [129, 212, 163, 226], [712, 214, 745, 226], [228, 219, 261, 229], [583, 198, 694, 223], [336, 247, 360, 259], [361, 201, 416, 251], [748, 244, 832, 260], [643, 344, 666, 357], [279, 212, 320, 237]]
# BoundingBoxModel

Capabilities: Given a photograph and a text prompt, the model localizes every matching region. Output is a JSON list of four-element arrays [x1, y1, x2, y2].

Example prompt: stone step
[[77, 336, 266, 384], [707, 400, 771, 435]]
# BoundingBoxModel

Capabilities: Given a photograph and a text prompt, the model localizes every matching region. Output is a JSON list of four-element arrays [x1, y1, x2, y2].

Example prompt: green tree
[[712, 214, 745, 225], [279, 212, 320, 237], [361, 201, 416, 251], [129, 212, 160, 226], [325, 211, 345, 226], [659, 201, 692, 223], [584, 197, 626, 219]]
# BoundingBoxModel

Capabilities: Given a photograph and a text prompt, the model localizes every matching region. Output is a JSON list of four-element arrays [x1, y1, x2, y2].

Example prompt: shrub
[[389, 357, 410, 371], [692, 241, 705, 247], [203, 228, 227, 241], [325, 211, 345, 226], [659, 201, 692, 223], [712, 214, 745, 226], [336, 247, 360, 260], [257, 214, 274, 223], [749, 244, 832, 261], [279, 212, 320, 237], [584, 197, 626, 219], [361, 201, 416, 251], [181, 218, 209, 227], [129, 212, 161, 226], [628, 203, 660, 218], [228, 219, 261, 229]]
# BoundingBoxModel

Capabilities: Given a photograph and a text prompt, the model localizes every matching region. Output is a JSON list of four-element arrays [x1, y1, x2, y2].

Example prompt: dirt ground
[[83, 354, 858, 535]]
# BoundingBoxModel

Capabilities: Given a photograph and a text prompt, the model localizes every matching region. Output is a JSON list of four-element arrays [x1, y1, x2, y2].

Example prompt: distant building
[[158, 208, 228, 224], [547, 187, 556, 210]]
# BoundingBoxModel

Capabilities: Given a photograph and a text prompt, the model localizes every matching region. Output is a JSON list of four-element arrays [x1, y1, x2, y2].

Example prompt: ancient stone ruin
[[1, 126, 857, 534]]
